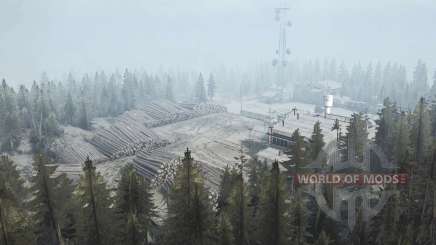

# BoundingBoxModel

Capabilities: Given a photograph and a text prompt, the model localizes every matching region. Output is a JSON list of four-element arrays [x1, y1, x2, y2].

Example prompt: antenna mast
[[272, 1, 292, 90]]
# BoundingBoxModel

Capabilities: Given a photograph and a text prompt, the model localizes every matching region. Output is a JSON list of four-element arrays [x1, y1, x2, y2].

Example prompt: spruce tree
[[0, 155, 30, 245], [258, 161, 291, 245], [0, 80, 20, 152], [165, 76, 175, 102], [340, 113, 368, 162], [161, 148, 216, 245], [290, 186, 308, 245], [228, 151, 250, 245], [76, 157, 113, 245], [310, 121, 325, 160], [289, 129, 307, 169], [63, 93, 75, 125], [207, 74, 216, 100], [331, 118, 340, 142], [216, 166, 236, 245], [195, 73, 207, 103], [413, 60, 428, 96], [217, 165, 236, 215], [410, 97, 432, 164], [29, 153, 74, 245], [314, 231, 332, 245], [217, 212, 233, 245], [375, 98, 398, 158], [78, 100, 89, 130], [393, 111, 410, 168], [114, 164, 156, 245]]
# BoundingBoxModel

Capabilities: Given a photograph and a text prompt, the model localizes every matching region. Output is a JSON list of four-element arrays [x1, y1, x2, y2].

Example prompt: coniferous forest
[[1, 65, 436, 244], [1, 1, 436, 245]]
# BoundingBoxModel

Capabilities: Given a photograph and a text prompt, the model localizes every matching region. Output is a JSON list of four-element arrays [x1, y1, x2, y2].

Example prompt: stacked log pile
[[90, 101, 226, 159], [53, 126, 108, 164], [133, 148, 222, 192]]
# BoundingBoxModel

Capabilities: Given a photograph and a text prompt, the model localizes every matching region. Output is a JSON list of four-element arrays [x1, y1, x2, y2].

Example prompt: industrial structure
[[272, 2, 292, 89]]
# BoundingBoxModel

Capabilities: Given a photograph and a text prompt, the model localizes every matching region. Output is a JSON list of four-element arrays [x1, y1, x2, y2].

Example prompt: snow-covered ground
[[8, 99, 376, 189], [223, 98, 355, 118], [152, 112, 266, 169]]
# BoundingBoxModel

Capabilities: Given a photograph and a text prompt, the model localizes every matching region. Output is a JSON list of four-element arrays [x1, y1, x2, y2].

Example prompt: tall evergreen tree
[[165, 76, 175, 102], [289, 129, 307, 169], [114, 164, 156, 245], [195, 73, 207, 103], [393, 111, 411, 168], [161, 149, 216, 245], [78, 100, 89, 130], [207, 74, 216, 100], [216, 166, 237, 245], [410, 97, 432, 164], [29, 154, 74, 245], [314, 231, 332, 245], [340, 113, 369, 162], [228, 150, 250, 245], [0, 80, 20, 152], [63, 93, 75, 125], [413, 60, 428, 97], [310, 121, 325, 160], [331, 118, 340, 142], [76, 157, 113, 245], [375, 98, 398, 158], [258, 161, 291, 245], [0, 155, 31, 245]]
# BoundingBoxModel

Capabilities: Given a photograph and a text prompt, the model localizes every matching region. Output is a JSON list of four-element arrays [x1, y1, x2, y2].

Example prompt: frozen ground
[[8, 99, 376, 190], [152, 112, 266, 169], [221, 98, 375, 143], [223, 98, 355, 117]]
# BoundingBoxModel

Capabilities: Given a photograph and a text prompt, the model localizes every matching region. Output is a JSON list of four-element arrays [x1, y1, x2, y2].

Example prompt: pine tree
[[411, 97, 432, 164], [393, 112, 410, 168], [290, 187, 308, 245], [63, 93, 75, 125], [207, 74, 216, 100], [432, 70, 436, 94], [78, 100, 89, 130], [195, 73, 207, 103], [350, 209, 368, 245], [310, 121, 325, 160], [258, 161, 291, 245], [114, 164, 156, 245], [314, 231, 332, 245], [413, 60, 428, 97], [165, 76, 175, 102], [121, 69, 135, 110], [217, 212, 233, 245], [0, 155, 30, 245], [289, 129, 307, 169], [29, 153, 74, 245], [161, 148, 216, 245], [229, 150, 249, 245], [216, 166, 236, 215], [340, 113, 368, 162], [331, 118, 340, 142], [76, 157, 113, 245], [0, 79, 20, 152], [375, 98, 398, 158]]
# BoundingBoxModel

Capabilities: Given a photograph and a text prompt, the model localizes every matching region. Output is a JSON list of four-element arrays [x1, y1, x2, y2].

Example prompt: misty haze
[[1, 1, 436, 245]]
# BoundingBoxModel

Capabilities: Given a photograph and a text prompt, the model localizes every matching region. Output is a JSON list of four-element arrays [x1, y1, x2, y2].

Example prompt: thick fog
[[1, 0, 435, 84]]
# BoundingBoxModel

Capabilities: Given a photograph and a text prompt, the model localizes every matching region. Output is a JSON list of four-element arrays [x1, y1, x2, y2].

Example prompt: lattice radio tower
[[272, 1, 292, 89]]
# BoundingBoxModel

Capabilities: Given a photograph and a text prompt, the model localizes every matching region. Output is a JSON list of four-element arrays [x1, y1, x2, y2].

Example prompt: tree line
[[2, 95, 436, 245], [0, 71, 216, 153], [247, 59, 436, 109]]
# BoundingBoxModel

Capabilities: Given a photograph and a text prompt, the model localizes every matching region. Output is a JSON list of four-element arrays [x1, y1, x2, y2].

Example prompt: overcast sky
[[1, 0, 435, 85]]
